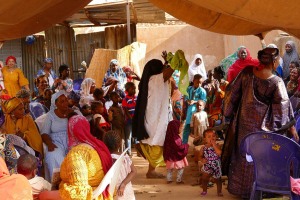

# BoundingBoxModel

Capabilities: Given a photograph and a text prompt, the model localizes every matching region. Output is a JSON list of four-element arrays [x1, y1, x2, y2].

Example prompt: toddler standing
[[17, 154, 51, 195], [190, 100, 209, 141], [199, 129, 223, 196], [163, 120, 189, 184], [104, 130, 137, 200]]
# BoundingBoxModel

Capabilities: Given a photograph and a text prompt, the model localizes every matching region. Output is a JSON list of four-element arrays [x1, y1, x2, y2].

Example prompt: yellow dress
[[59, 144, 112, 200], [2, 66, 29, 97]]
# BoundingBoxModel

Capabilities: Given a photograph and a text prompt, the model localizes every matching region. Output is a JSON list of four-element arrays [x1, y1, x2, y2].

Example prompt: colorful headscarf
[[2, 97, 22, 115], [188, 54, 207, 82], [163, 120, 189, 161], [227, 47, 259, 82], [220, 46, 244, 79], [5, 56, 16, 65], [68, 115, 112, 197], [44, 58, 53, 63], [110, 59, 118, 67]]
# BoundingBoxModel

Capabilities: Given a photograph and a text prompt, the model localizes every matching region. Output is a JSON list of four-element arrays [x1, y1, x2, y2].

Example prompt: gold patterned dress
[[59, 143, 112, 200]]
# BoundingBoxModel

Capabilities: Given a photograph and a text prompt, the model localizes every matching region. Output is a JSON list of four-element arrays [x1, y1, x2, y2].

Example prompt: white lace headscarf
[[50, 90, 67, 111], [79, 78, 95, 107], [188, 54, 207, 82]]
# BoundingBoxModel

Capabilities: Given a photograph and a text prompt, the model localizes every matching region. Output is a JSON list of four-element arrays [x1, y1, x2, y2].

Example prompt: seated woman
[[0, 157, 33, 199], [41, 91, 70, 181], [32, 75, 49, 100], [2, 97, 43, 157], [39, 115, 113, 200]]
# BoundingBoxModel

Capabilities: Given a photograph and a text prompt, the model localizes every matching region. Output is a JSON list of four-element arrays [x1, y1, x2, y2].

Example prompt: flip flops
[[201, 191, 207, 196]]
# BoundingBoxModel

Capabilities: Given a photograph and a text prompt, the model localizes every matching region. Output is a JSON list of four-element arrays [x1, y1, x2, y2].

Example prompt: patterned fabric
[[122, 95, 137, 123], [36, 69, 57, 88], [167, 168, 184, 182], [202, 146, 221, 179], [220, 46, 243, 79], [2, 66, 29, 97], [0, 135, 18, 174], [59, 144, 112, 200], [111, 154, 135, 200], [222, 67, 294, 198], [55, 78, 73, 94], [102, 67, 127, 91]]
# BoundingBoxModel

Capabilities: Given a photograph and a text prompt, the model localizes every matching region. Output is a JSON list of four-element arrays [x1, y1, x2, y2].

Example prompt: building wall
[[136, 24, 286, 71]]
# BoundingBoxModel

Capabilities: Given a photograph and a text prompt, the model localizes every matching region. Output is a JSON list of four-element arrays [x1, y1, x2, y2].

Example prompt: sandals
[[201, 191, 207, 196]]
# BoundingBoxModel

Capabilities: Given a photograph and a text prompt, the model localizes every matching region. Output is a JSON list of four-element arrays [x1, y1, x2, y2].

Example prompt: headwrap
[[227, 47, 260, 82], [79, 78, 95, 107], [44, 58, 53, 63], [2, 97, 23, 115], [110, 59, 118, 67], [50, 90, 67, 111], [188, 54, 207, 82], [166, 50, 190, 96], [15, 89, 30, 98], [5, 56, 16, 65], [68, 90, 80, 102], [68, 115, 112, 198], [132, 59, 164, 141], [163, 120, 189, 161], [282, 40, 300, 79], [220, 46, 244, 79]]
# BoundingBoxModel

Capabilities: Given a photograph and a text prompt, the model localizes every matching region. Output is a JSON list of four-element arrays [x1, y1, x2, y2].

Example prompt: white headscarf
[[79, 78, 95, 107], [50, 90, 67, 111], [188, 54, 207, 82]]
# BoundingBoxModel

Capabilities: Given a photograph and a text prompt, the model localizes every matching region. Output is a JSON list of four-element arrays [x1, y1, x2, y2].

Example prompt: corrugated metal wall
[[18, 24, 136, 90], [21, 36, 45, 91]]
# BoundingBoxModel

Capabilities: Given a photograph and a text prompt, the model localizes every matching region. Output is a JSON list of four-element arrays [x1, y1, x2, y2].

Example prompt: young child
[[90, 101, 110, 140], [108, 92, 125, 147], [163, 120, 189, 184], [122, 82, 137, 155], [81, 104, 93, 122], [103, 130, 137, 200], [190, 100, 209, 140], [93, 88, 109, 121], [17, 154, 51, 195], [199, 129, 223, 196], [182, 74, 207, 144]]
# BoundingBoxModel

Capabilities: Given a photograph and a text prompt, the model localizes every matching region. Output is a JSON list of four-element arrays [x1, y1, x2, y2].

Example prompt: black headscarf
[[132, 59, 164, 141]]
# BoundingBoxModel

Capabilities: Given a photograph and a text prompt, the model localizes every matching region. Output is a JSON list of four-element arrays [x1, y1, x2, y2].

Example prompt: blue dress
[[41, 110, 68, 181]]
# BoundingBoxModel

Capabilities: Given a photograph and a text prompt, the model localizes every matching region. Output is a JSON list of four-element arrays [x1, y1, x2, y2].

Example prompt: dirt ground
[[131, 140, 239, 200]]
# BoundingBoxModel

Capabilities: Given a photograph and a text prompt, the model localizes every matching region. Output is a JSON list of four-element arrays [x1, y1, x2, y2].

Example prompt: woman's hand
[[117, 183, 126, 196], [290, 126, 299, 142], [47, 142, 58, 152], [161, 50, 167, 62]]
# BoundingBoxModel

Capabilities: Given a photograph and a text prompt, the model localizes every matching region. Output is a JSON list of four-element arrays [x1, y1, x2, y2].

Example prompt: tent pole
[[126, 0, 131, 45]]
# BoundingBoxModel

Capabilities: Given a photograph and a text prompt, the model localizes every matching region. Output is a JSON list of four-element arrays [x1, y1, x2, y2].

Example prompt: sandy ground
[[131, 141, 239, 200]]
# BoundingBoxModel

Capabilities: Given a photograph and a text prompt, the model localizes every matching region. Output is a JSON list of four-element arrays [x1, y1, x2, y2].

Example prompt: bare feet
[[218, 192, 224, 197]]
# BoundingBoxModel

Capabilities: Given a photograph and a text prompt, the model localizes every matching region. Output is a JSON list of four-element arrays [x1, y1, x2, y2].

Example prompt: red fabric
[[68, 115, 113, 197], [163, 120, 189, 162], [227, 49, 259, 82], [5, 56, 16, 65]]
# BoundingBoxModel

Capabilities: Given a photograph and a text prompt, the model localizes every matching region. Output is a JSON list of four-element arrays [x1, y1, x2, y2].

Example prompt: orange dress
[[2, 66, 29, 97]]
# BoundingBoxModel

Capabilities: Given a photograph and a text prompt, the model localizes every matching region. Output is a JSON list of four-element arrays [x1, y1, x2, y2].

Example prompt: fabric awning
[[0, 0, 91, 41], [148, 0, 300, 38]]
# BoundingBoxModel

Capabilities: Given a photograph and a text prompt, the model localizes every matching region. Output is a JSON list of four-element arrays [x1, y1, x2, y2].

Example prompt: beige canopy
[[148, 0, 300, 38], [0, 0, 91, 41]]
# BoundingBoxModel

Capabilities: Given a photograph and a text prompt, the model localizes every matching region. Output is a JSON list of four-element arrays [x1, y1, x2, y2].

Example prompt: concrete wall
[[136, 24, 294, 71]]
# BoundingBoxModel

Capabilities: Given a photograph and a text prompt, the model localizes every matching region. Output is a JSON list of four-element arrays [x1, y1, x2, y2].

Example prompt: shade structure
[[0, 0, 91, 41], [148, 0, 300, 38]]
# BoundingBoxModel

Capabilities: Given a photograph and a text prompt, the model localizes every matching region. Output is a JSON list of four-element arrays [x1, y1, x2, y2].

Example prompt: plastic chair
[[92, 148, 128, 199], [73, 78, 83, 91], [240, 131, 300, 200], [29, 102, 49, 120]]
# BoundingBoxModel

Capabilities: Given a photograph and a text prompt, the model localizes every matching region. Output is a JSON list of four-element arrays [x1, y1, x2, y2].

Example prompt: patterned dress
[[202, 146, 221, 179], [222, 67, 294, 198]]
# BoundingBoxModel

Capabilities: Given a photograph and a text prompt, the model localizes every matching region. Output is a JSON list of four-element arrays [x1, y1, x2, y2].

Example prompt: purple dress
[[202, 146, 221, 179], [222, 67, 294, 198]]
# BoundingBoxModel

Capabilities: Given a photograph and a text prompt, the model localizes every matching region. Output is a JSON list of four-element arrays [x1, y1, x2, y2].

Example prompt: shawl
[[79, 78, 95, 107], [167, 50, 189, 96], [220, 46, 244, 79], [0, 157, 33, 199], [2, 98, 43, 155], [68, 115, 112, 174], [282, 40, 300, 79], [188, 54, 207, 82], [132, 59, 164, 141], [163, 120, 189, 161], [227, 47, 259, 82]]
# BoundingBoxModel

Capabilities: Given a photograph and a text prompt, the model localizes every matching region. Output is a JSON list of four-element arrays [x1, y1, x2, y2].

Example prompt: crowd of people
[[0, 40, 299, 199]]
